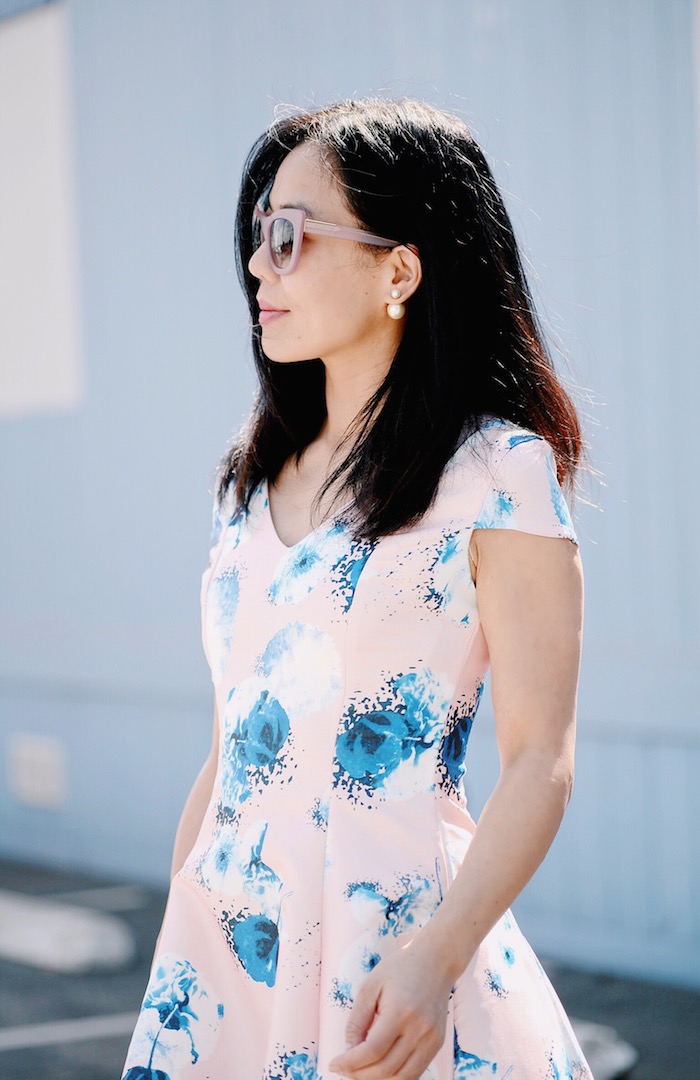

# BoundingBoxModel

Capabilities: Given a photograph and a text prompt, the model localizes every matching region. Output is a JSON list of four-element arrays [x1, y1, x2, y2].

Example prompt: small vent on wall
[[7, 732, 68, 810]]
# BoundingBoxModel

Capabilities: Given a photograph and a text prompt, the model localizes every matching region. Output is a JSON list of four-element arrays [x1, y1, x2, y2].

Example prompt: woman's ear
[[386, 244, 422, 302]]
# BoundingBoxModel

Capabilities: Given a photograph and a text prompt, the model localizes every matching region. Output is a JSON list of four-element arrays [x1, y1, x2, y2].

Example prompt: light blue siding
[[0, 0, 698, 987]]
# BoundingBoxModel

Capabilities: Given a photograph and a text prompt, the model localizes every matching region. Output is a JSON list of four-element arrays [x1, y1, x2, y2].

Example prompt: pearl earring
[[387, 288, 405, 320]]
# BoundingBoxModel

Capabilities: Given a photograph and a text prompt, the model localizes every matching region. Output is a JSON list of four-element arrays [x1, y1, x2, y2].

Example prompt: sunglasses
[[252, 202, 402, 276]]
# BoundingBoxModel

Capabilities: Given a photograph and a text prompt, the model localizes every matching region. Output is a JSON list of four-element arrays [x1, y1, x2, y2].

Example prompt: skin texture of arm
[[169, 699, 220, 880], [329, 527, 584, 1080], [152, 701, 220, 956]]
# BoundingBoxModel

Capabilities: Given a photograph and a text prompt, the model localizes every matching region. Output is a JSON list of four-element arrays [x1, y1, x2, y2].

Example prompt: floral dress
[[121, 418, 593, 1080]]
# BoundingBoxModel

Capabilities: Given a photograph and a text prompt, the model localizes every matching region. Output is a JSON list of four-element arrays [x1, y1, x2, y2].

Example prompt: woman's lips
[[259, 309, 288, 325]]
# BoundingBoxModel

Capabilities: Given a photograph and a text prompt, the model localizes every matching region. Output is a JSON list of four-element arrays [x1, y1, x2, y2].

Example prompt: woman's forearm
[[169, 753, 218, 880], [152, 755, 218, 960], [153, 707, 220, 959], [417, 745, 574, 982]]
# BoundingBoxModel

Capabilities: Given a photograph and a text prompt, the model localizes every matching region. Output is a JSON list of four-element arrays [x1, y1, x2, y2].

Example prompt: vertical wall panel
[[0, 2, 84, 415]]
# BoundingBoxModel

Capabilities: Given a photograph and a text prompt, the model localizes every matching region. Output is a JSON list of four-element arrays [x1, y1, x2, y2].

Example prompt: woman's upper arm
[[470, 526, 584, 765], [207, 697, 221, 768]]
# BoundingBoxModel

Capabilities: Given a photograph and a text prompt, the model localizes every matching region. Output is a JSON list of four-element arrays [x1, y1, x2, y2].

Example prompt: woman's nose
[[248, 242, 274, 282]]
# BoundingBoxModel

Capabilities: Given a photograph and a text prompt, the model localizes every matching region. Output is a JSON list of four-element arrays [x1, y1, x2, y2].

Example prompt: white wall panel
[[0, 2, 84, 415]]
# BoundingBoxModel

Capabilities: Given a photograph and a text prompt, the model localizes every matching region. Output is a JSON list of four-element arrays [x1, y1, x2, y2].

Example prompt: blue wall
[[1, 0, 699, 986]]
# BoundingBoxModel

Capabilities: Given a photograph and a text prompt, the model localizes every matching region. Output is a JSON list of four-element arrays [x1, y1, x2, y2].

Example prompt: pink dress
[[122, 418, 592, 1080]]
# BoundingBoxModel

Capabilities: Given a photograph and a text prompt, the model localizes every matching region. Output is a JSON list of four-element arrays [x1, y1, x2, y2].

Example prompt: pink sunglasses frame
[[252, 202, 403, 276]]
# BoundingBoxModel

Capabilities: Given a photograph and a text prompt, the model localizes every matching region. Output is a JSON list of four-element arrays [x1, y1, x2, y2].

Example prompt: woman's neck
[[319, 353, 392, 453]]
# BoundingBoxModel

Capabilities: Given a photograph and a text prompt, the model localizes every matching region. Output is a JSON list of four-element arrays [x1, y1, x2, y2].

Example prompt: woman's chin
[[261, 341, 320, 365]]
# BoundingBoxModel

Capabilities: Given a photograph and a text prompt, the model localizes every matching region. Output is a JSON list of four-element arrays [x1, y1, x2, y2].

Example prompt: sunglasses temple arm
[[304, 220, 399, 248]]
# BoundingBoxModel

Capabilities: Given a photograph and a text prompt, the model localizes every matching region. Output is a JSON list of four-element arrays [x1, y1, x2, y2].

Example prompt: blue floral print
[[141, 961, 203, 1063], [210, 502, 224, 550], [453, 1029, 500, 1076], [547, 1049, 590, 1080], [219, 682, 291, 809], [228, 912, 280, 986], [329, 538, 375, 612], [346, 875, 438, 936], [208, 483, 247, 551], [264, 1046, 318, 1079], [501, 943, 515, 966], [199, 819, 283, 986], [267, 523, 347, 605], [308, 796, 329, 831], [473, 487, 520, 530], [267, 519, 374, 611], [212, 567, 239, 621], [121, 956, 223, 1079], [333, 874, 440, 1006], [208, 483, 251, 555], [334, 667, 452, 803], [268, 534, 331, 604], [425, 530, 475, 625], [123, 1069, 169, 1080], [438, 682, 484, 797], [209, 565, 240, 679], [544, 448, 575, 531], [199, 818, 281, 897], [212, 564, 239, 617], [236, 690, 289, 768], [258, 621, 343, 721], [486, 968, 508, 998], [336, 708, 405, 782], [507, 432, 540, 450]]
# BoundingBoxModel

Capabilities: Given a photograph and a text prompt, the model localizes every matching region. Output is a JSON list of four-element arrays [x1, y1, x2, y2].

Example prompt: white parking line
[[0, 890, 135, 973], [0, 1012, 137, 1051]]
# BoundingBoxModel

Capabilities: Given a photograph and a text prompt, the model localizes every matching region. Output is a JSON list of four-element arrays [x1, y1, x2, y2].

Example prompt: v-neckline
[[262, 477, 352, 552]]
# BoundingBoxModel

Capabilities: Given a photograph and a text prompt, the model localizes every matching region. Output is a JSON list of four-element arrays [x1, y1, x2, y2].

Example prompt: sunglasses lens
[[251, 212, 262, 251], [269, 216, 295, 270]]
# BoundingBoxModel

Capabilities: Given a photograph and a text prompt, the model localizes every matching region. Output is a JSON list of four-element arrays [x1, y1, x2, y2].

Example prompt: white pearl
[[387, 303, 406, 320], [390, 288, 402, 299]]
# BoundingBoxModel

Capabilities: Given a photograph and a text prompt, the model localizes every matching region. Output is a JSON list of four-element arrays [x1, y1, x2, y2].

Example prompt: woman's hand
[[328, 936, 453, 1080]]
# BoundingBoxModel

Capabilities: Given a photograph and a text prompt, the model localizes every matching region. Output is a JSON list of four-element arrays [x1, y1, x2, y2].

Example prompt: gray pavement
[[0, 857, 697, 1079]]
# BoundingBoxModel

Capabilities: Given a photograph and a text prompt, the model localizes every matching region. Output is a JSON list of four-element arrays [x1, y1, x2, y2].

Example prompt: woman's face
[[247, 142, 406, 368]]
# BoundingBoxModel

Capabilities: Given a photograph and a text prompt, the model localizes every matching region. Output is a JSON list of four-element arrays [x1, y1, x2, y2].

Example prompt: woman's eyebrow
[[268, 199, 318, 216]]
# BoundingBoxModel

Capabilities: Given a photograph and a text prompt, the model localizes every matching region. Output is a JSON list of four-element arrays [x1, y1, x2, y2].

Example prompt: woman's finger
[[344, 979, 381, 1048], [343, 1033, 415, 1080], [383, 1040, 440, 1080], [329, 1010, 401, 1074]]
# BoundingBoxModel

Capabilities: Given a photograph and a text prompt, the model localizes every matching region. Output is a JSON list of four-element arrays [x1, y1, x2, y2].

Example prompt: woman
[[122, 97, 591, 1080]]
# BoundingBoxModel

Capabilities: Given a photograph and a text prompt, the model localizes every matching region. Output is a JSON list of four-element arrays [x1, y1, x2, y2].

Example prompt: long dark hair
[[217, 96, 583, 541]]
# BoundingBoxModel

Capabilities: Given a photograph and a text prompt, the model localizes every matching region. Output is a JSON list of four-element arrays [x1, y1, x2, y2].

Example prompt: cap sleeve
[[206, 480, 237, 566], [473, 430, 579, 545], [200, 482, 237, 678]]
